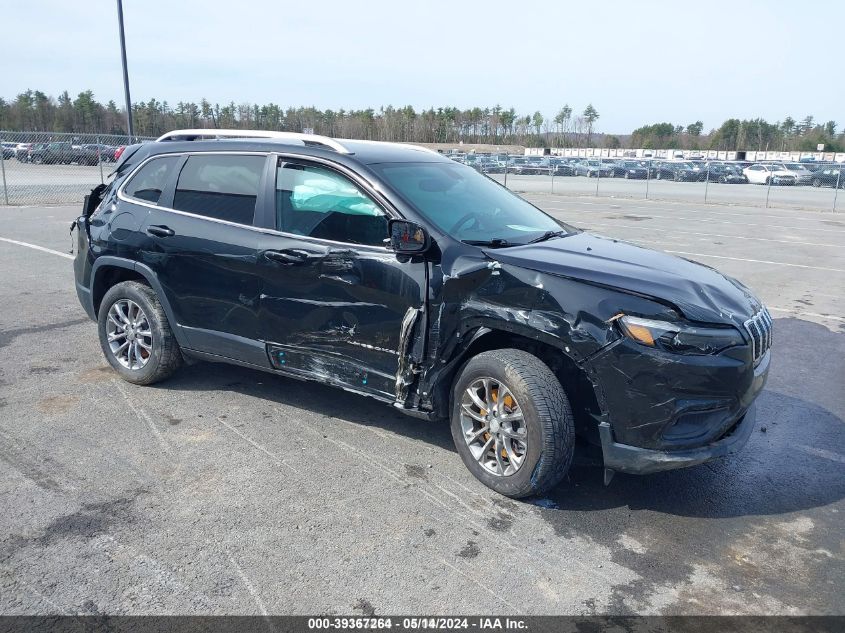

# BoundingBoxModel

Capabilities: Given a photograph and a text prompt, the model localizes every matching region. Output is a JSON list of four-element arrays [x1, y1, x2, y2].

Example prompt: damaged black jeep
[[73, 129, 771, 498]]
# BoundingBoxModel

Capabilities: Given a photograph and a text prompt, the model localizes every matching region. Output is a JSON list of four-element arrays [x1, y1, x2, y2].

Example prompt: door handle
[[147, 225, 175, 238], [264, 249, 311, 265]]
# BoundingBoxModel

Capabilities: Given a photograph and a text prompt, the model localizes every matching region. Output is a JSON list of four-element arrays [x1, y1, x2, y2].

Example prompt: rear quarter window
[[123, 155, 181, 205]]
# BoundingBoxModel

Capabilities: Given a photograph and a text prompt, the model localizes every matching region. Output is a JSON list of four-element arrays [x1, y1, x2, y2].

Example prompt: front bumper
[[599, 403, 756, 474], [584, 331, 769, 473]]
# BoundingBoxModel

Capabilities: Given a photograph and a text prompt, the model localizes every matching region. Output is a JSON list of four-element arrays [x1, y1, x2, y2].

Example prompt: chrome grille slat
[[743, 307, 773, 365]]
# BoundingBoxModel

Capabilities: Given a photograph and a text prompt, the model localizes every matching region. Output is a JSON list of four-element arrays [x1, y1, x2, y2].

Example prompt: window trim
[[116, 150, 399, 251], [120, 152, 184, 207]]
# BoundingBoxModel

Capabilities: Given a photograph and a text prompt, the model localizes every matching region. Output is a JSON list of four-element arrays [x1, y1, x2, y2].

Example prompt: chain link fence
[[0, 130, 154, 206], [1, 130, 842, 211], [478, 151, 844, 212]]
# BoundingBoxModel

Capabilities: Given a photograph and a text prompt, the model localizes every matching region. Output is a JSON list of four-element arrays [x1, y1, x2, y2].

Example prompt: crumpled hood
[[488, 232, 762, 325]]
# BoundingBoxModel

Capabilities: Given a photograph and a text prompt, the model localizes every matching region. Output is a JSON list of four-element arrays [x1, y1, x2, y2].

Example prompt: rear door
[[255, 156, 427, 399], [133, 151, 272, 365]]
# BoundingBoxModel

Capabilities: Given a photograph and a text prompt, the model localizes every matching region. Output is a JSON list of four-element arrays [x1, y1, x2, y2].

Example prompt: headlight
[[617, 315, 744, 355]]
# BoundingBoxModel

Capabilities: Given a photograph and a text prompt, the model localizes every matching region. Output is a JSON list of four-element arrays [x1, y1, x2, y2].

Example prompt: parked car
[[573, 160, 612, 177], [743, 163, 797, 185], [1, 142, 15, 160], [809, 165, 845, 188], [74, 129, 771, 498], [549, 159, 575, 176], [83, 144, 118, 162], [17, 143, 45, 163], [654, 161, 705, 182], [771, 163, 813, 185], [520, 159, 553, 175], [26, 141, 99, 165], [703, 163, 748, 184], [607, 160, 648, 179], [14, 142, 33, 159]]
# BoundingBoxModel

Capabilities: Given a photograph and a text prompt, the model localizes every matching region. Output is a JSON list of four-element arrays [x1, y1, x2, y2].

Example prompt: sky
[[2, 0, 843, 134]]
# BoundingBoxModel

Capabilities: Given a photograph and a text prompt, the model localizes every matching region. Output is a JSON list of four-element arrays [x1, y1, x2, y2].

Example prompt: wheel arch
[[429, 327, 606, 446], [90, 257, 188, 347]]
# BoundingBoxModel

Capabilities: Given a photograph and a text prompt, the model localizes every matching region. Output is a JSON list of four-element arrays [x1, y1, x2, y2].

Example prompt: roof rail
[[155, 129, 352, 154], [351, 139, 441, 156]]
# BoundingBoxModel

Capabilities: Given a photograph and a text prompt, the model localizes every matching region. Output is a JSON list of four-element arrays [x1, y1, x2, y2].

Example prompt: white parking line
[[525, 193, 832, 220], [537, 205, 845, 234], [768, 307, 845, 322], [0, 236, 74, 260], [573, 221, 845, 249], [664, 250, 845, 273]]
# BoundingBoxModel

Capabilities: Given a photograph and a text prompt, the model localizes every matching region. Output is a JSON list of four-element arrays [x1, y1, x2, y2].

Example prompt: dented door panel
[[258, 236, 427, 400]]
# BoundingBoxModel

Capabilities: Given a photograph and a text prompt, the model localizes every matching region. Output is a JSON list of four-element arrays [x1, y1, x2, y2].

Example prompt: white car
[[743, 163, 797, 185]]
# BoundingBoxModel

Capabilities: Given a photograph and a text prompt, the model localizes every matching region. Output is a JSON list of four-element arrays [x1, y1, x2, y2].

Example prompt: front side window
[[123, 155, 181, 204], [275, 162, 387, 247], [371, 161, 568, 245], [173, 154, 265, 225]]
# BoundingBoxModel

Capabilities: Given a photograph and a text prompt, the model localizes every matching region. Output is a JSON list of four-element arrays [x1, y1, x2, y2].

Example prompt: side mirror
[[388, 219, 430, 254]]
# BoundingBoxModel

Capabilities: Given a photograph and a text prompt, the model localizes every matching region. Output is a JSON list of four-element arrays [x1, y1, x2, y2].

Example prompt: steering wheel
[[449, 211, 482, 234]]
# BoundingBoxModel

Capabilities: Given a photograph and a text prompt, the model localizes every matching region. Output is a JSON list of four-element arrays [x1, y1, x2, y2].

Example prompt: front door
[[257, 157, 427, 400]]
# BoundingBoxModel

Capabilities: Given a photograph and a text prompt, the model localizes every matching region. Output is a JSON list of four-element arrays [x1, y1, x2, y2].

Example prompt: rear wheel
[[98, 281, 182, 385], [812, 178, 822, 187], [451, 349, 574, 498]]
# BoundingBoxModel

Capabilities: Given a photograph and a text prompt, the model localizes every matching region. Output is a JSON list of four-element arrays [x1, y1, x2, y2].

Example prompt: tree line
[[631, 117, 842, 153], [1, 89, 841, 152]]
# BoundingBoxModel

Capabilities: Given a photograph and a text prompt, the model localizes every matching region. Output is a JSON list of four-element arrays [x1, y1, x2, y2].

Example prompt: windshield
[[371, 161, 570, 245]]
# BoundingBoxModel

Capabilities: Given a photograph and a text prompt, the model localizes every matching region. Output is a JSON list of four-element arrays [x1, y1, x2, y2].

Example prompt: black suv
[[73, 129, 771, 498]]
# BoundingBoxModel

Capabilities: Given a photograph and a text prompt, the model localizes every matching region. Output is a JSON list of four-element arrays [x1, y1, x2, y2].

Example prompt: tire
[[812, 178, 821, 188], [98, 281, 183, 385], [450, 349, 574, 498], [624, 172, 630, 179], [656, 171, 661, 180]]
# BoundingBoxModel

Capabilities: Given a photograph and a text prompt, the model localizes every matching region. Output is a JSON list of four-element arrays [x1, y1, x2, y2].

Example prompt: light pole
[[117, 0, 134, 138]]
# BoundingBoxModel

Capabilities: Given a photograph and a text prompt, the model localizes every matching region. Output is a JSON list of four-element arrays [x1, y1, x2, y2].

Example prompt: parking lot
[[0, 197, 843, 615]]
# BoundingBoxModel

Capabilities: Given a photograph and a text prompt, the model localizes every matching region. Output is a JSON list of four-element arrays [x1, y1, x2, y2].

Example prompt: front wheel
[[451, 349, 574, 498], [98, 281, 183, 385]]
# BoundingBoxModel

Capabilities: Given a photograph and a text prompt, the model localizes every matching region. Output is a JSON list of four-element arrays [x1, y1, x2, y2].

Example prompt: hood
[[487, 232, 762, 325]]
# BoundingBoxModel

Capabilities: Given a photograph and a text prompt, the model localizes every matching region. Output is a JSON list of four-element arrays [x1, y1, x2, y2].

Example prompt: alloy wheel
[[106, 299, 153, 370], [459, 377, 528, 477]]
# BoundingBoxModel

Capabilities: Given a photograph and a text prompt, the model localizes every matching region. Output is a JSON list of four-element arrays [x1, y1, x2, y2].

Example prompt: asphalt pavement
[[0, 198, 843, 615]]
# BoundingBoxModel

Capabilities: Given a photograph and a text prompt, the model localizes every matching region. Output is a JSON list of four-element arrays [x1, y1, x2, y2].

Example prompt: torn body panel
[[259, 238, 427, 402]]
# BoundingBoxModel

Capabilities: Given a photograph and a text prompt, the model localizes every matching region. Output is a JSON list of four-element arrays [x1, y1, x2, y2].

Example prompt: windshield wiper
[[461, 238, 513, 248], [527, 230, 567, 244]]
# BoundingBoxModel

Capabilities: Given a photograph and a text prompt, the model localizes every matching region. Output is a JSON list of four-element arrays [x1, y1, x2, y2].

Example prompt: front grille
[[743, 307, 773, 364]]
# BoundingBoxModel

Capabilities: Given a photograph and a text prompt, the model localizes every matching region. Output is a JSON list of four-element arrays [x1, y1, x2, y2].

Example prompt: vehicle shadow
[[153, 360, 457, 453], [154, 316, 844, 521]]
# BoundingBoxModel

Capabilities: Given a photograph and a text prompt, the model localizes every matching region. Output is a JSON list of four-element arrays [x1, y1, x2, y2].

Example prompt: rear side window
[[173, 154, 266, 225], [123, 156, 180, 204], [275, 162, 387, 246]]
